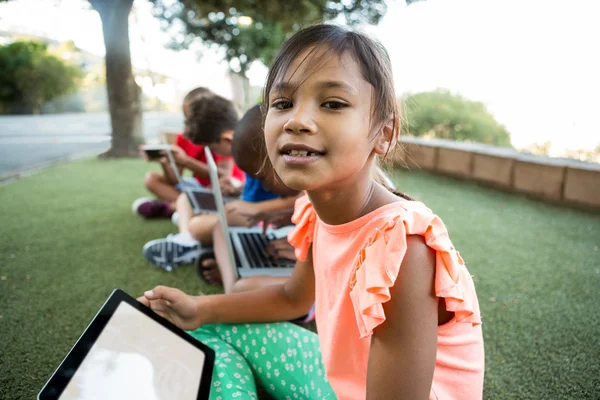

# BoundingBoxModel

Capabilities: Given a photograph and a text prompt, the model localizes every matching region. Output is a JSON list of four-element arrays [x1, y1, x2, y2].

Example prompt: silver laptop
[[142, 144, 234, 214], [205, 147, 295, 279]]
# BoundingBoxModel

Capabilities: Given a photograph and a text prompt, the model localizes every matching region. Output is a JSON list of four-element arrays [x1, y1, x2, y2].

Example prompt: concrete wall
[[397, 137, 600, 210]]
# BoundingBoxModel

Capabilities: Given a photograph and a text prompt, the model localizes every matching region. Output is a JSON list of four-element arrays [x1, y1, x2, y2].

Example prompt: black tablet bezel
[[37, 289, 215, 400], [144, 149, 164, 160], [141, 145, 170, 160]]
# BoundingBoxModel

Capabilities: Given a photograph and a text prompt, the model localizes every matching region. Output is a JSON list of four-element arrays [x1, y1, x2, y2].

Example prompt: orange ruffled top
[[288, 196, 484, 400]]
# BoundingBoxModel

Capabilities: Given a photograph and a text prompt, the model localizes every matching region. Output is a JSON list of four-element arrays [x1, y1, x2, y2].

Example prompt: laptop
[[185, 187, 237, 215], [38, 289, 214, 400], [142, 144, 235, 214], [205, 147, 296, 279]]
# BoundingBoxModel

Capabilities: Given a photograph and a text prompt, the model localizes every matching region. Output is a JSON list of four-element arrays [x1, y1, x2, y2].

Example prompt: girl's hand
[[225, 201, 263, 226], [137, 286, 205, 331], [168, 145, 189, 167], [249, 209, 294, 233], [139, 145, 151, 162], [219, 177, 243, 196], [266, 238, 296, 262]]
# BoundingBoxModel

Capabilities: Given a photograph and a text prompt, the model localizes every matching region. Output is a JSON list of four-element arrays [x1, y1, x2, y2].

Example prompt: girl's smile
[[279, 143, 326, 165]]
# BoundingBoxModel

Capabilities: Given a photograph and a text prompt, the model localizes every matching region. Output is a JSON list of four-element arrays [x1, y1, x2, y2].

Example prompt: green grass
[[1, 159, 599, 399]]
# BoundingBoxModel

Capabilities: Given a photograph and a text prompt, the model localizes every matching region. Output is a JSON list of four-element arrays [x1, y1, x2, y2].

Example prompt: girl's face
[[265, 49, 382, 192]]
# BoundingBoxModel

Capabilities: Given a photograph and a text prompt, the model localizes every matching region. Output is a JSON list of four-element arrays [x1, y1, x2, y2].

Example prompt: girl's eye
[[271, 100, 292, 110], [322, 101, 347, 110]]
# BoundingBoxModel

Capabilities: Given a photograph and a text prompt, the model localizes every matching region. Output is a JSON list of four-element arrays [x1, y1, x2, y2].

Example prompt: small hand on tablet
[[137, 286, 206, 331]]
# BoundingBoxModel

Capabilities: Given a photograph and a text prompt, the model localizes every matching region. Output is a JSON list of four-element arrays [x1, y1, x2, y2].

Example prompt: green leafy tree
[[0, 40, 82, 114], [150, 0, 391, 74], [403, 89, 512, 147]]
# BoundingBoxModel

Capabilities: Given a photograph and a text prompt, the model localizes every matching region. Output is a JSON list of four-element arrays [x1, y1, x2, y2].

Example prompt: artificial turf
[[0, 158, 598, 399]]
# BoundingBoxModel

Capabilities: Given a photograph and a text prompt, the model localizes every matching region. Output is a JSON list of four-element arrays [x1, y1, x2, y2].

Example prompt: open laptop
[[142, 144, 235, 214], [205, 147, 296, 279], [38, 289, 214, 400]]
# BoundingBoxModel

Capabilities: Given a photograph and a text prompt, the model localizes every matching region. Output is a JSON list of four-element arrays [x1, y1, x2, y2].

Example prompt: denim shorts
[[175, 177, 204, 191]]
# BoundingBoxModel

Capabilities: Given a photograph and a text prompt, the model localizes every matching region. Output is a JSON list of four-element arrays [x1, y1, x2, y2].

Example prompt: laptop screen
[[204, 147, 240, 279], [58, 302, 206, 400]]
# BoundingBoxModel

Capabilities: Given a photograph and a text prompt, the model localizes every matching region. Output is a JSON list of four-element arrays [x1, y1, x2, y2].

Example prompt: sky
[[0, 0, 598, 154]]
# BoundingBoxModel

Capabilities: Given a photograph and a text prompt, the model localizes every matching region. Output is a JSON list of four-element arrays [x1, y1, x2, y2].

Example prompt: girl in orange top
[[140, 24, 484, 399]]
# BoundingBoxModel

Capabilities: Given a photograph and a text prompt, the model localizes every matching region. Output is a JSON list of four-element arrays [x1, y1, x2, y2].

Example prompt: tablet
[[38, 289, 214, 400], [142, 144, 171, 160]]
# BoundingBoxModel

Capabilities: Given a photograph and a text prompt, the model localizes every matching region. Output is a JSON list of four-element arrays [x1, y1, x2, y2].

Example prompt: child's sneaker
[[142, 233, 204, 271], [132, 198, 173, 219]]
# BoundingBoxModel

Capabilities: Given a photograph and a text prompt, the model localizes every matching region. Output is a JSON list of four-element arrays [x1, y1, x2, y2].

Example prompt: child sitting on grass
[[133, 88, 245, 219], [142, 105, 300, 272], [140, 24, 484, 400]]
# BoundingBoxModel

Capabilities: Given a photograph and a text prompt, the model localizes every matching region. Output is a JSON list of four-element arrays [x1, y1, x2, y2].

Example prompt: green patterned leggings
[[188, 322, 336, 399]]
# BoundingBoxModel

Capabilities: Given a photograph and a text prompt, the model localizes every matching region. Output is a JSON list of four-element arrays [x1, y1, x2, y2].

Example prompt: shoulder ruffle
[[287, 195, 316, 261], [350, 203, 482, 338]]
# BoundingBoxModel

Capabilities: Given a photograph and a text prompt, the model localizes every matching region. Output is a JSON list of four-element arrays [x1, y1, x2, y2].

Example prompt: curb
[[0, 150, 103, 187]]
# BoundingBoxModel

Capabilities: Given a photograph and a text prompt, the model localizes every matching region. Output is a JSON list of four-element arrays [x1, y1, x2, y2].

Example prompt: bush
[[0, 40, 83, 114], [402, 89, 512, 147]]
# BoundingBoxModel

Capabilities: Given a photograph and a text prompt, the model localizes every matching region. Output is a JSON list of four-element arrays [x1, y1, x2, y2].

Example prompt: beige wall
[[437, 148, 473, 177], [472, 154, 514, 188], [403, 142, 437, 170], [564, 168, 600, 208], [513, 161, 565, 201], [397, 137, 600, 210]]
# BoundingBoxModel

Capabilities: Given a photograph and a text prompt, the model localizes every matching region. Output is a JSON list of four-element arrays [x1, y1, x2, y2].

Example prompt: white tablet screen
[[59, 302, 206, 400]]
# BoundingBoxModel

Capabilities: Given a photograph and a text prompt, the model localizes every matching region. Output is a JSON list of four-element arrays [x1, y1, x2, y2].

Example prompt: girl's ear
[[373, 118, 398, 156]]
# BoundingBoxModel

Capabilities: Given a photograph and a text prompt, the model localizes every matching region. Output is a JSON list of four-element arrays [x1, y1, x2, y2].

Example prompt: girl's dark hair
[[183, 86, 212, 104], [262, 24, 414, 200], [184, 94, 238, 144]]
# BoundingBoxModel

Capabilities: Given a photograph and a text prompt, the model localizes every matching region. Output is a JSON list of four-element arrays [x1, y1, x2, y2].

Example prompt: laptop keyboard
[[238, 232, 294, 269]]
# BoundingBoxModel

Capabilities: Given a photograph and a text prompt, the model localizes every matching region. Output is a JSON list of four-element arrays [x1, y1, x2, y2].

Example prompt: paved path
[[0, 111, 183, 178]]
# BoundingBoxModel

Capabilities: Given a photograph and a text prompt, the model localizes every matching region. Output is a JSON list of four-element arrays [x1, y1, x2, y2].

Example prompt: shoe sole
[[142, 239, 202, 272]]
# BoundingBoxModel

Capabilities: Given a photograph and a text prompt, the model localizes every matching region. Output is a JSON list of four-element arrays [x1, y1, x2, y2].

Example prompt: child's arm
[[366, 235, 439, 399], [177, 151, 210, 180], [225, 195, 301, 226], [138, 247, 315, 328], [159, 157, 180, 185]]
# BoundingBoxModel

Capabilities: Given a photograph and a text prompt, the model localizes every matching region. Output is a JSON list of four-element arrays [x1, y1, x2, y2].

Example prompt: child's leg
[[190, 322, 335, 399], [189, 327, 259, 400], [188, 201, 253, 244], [144, 171, 180, 205], [176, 192, 195, 233], [202, 222, 288, 293], [189, 213, 220, 244]]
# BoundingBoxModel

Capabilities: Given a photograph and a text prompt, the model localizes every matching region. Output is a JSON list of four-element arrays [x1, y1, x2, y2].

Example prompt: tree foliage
[[0, 40, 83, 114], [403, 89, 512, 147], [150, 0, 388, 74]]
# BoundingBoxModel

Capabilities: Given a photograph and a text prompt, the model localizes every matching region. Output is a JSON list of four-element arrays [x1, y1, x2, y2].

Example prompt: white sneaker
[[142, 233, 205, 272]]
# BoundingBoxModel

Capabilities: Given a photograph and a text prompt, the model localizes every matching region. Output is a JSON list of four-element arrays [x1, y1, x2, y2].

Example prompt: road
[[0, 111, 183, 178]]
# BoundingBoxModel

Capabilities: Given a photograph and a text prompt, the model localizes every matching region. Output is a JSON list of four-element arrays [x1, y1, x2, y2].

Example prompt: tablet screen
[[59, 302, 206, 400]]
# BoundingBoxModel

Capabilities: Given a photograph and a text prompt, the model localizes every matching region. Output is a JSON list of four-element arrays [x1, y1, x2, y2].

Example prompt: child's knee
[[189, 215, 216, 240], [144, 171, 162, 189]]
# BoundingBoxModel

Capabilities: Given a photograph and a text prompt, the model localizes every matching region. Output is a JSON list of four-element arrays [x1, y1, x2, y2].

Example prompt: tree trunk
[[90, 0, 143, 158]]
